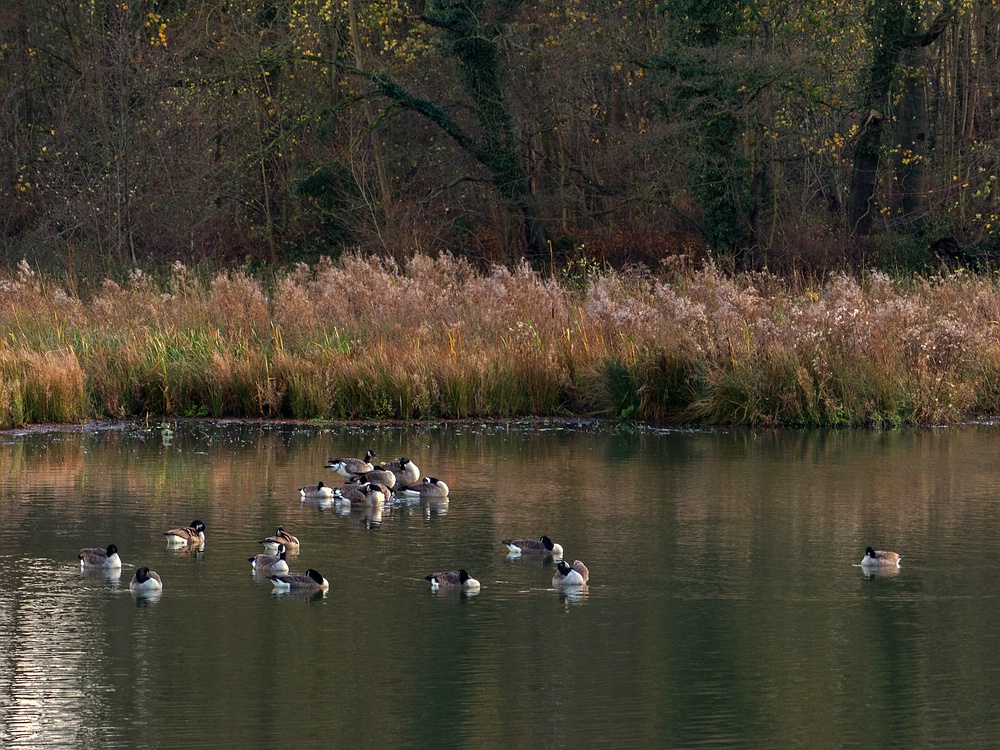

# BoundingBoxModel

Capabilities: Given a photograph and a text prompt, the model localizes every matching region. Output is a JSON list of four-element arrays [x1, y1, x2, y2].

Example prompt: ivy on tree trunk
[[848, 0, 958, 236], [370, 0, 547, 260]]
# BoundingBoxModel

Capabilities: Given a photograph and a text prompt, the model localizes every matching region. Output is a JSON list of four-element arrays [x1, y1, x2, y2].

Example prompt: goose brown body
[[398, 477, 449, 499], [381, 456, 420, 488], [333, 482, 388, 508], [363, 482, 390, 507], [325, 450, 378, 479], [129, 567, 163, 593], [501, 536, 564, 559], [249, 545, 290, 574], [163, 520, 206, 546], [78, 544, 122, 569], [260, 527, 300, 554], [861, 546, 902, 567], [424, 569, 480, 591], [299, 481, 334, 499], [332, 483, 368, 505], [268, 569, 329, 591], [353, 468, 396, 490], [553, 559, 589, 586]]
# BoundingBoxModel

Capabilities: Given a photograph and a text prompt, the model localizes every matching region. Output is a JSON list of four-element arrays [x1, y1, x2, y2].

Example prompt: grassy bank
[[2, 255, 1000, 428]]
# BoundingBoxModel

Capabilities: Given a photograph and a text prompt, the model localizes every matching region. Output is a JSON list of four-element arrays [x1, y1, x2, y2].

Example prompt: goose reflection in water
[[132, 590, 162, 606], [81, 565, 123, 584], [421, 498, 449, 518], [861, 564, 901, 580], [302, 494, 342, 514], [270, 587, 329, 601], [362, 504, 383, 529], [558, 585, 589, 605], [323, 499, 387, 527], [431, 585, 480, 599], [168, 541, 205, 560]]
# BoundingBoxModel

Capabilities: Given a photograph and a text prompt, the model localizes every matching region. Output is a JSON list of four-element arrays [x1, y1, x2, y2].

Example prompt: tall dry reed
[[2, 256, 1000, 427]]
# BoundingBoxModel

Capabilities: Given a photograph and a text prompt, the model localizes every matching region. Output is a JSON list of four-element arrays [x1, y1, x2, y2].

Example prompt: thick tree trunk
[[847, 0, 957, 236], [370, 67, 547, 260], [848, 110, 884, 236], [449, 30, 547, 259], [895, 44, 927, 224]]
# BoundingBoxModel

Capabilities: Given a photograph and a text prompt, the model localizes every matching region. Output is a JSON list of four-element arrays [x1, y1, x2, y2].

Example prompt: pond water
[[1, 420, 999, 748]]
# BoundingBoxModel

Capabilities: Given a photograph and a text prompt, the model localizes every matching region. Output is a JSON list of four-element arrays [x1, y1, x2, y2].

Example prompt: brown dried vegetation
[[2, 256, 1000, 427]]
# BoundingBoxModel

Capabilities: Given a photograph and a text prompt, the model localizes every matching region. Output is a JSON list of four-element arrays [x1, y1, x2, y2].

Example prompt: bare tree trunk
[[895, 44, 927, 223], [847, 0, 958, 235], [371, 0, 548, 260], [849, 110, 884, 236]]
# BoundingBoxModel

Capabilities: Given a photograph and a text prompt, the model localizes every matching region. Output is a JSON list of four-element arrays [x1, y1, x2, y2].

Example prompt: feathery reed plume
[[1, 258, 1000, 426]]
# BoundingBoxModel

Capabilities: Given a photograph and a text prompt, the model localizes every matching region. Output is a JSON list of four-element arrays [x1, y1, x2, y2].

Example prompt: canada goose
[[353, 468, 396, 490], [332, 483, 368, 507], [552, 559, 589, 586], [364, 482, 390, 508], [268, 569, 329, 591], [299, 481, 334, 499], [260, 527, 300, 554], [78, 543, 122, 569], [381, 456, 420, 488], [501, 536, 564, 559], [325, 450, 378, 479], [398, 477, 449, 499], [129, 567, 163, 593], [163, 520, 206, 546], [861, 546, 902, 567], [332, 482, 386, 508], [424, 569, 480, 591], [249, 544, 289, 574]]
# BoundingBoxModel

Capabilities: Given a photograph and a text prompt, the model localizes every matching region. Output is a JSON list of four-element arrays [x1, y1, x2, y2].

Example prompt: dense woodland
[[0, 0, 998, 279]]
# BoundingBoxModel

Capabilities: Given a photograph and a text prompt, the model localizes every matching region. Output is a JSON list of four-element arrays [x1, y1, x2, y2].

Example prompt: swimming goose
[[249, 544, 289, 574], [260, 527, 300, 553], [363, 482, 390, 508], [299, 481, 334, 499], [861, 546, 902, 567], [332, 483, 368, 507], [552, 559, 589, 586], [501, 536, 564, 559], [332, 482, 386, 508], [325, 450, 378, 479], [380, 456, 420, 488], [78, 544, 123, 569], [398, 477, 449, 499], [163, 520, 206, 546], [424, 569, 480, 591], [268, 569, 329, 591], [129, 567, 163, 593], [353, 468, 396, 490]]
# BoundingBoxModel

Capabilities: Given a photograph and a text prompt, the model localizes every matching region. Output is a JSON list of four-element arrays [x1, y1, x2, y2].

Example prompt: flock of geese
[[306, 450, 590, 592], [79, 445, 899, 595], [77, 450, 591, 597]]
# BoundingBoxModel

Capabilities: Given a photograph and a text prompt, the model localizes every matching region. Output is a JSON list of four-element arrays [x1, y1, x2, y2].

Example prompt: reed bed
[[2, 255, 1000, 427]]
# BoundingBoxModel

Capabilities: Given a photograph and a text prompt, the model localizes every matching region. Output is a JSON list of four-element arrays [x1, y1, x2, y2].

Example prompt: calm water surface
[[1, 421, 999, 748]]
